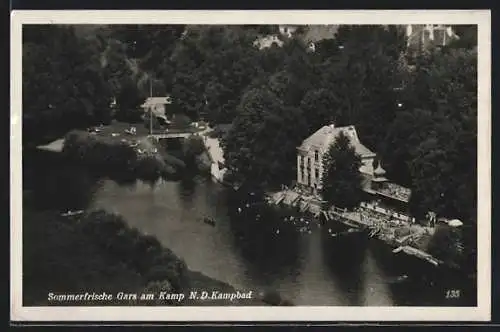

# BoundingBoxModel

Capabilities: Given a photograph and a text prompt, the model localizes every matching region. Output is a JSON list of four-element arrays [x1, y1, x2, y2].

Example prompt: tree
[[314, 38, 343, 62], [299, 88, 342, 133], [381, 108, 444, 186], [182, 135, 206, 170], [388, 48, 477, 222], [317, 25, 408, 151], [408, 48, 477, 122], [170, 26, 264, 125], [320, 131, 363, 209], [254, 25, 280, 35], [273, 38, 318, 106], [23, 25, 113, 144], [148, 249, 188, 292], [222, 87, 308, 189], [115, 77, 146, 123], [183, 135, 205, 157], [427, 224, 465, 266], [142, 280, 177, 305], [448, 25, 477, 50], [408, 118, 476, 222]]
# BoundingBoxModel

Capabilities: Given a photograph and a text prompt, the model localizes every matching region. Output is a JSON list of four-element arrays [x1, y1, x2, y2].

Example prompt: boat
[[392, 246, 404, 253], [387, 274, 409, 284], [61, 210, 84, 217], [203, 217, 216, 226]]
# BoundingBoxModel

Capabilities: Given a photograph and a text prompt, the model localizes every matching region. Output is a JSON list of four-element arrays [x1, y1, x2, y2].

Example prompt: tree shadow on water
[[226, 193, 301, 285], [321, 231, 368, 306], [178, 175, 196, 198], [30, 162, 100, 212]]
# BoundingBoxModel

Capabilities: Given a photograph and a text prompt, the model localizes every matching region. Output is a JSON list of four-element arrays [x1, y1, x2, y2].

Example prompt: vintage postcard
[[10, 10, 491, 322]]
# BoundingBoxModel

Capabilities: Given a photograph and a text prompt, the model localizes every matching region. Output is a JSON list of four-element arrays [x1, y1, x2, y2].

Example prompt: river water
[[25, 151, 476, 306]]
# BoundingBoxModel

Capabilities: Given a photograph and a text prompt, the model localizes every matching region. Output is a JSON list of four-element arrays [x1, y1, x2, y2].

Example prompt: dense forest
[[23, 24, 477, 225]]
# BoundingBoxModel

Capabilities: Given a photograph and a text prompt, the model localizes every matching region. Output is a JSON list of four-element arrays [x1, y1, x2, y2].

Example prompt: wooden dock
[[327, 207, 372, 230]]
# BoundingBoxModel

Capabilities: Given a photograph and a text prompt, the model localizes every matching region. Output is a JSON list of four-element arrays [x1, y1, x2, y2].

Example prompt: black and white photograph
[[11, 10, 491, 322]]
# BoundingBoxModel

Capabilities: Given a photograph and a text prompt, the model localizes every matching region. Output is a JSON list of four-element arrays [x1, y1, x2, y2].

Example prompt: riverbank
[[22, 205, 286, 306], [262, 188, 467, 273]]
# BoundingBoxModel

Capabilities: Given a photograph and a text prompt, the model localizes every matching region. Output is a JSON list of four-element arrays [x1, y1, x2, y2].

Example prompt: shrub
[[79, 211, 128, 244], [183, 135, 205, 157], [147, 249, 189, 291], [23, 209, 144, 305], [62, 130, 138, 174], [427, 224, 464, 265], [261, 290, 283, 306], [135, 155, 166, 183], [142, 280, 177, 305], [77, 210, 190, 291], [61, 130, 182, 183]]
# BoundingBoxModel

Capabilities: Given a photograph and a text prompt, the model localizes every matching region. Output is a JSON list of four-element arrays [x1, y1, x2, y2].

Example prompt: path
[[200, 129, 226, 182]]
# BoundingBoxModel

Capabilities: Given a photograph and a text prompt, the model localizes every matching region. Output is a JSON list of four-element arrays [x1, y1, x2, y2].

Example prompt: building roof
[[253, 35, 284, 49], [298, 124, 375, 158], [141, 96, 173, 109], [300, 25, 338, 44], [141, 96, 173, 121], [36, 138, 65, 153], [374, 164, 387, 176]]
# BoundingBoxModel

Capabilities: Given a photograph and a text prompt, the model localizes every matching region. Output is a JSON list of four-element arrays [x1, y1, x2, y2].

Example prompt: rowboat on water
[[203, 217, 216, 226], [61, 210, 84, 217]]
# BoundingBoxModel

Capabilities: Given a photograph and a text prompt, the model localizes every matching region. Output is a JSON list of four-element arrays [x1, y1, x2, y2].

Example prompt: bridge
[[148, 132, 197, 140]]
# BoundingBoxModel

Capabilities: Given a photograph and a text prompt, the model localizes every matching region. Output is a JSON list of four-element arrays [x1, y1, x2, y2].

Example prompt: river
[[25, 150, 476, 306]]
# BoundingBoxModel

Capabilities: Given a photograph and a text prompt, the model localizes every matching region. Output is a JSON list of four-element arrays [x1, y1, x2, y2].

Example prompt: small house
[[296, 123, 376, 196], [141, 96, 173, 125]]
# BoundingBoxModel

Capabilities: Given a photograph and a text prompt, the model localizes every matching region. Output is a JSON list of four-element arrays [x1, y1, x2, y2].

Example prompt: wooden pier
[[323, 206, 372, 230]]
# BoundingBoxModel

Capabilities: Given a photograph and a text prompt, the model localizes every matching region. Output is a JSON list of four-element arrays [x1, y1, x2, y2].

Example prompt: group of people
[[357, 207, 391, 226], [282, 215, 314, 234], [377, 182, 411, 202]]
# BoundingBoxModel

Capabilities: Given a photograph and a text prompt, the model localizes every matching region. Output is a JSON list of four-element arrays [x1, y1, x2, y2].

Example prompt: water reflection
[[225, 192, 302, 289], [322, 233, 367, 306], [178, 175, 197, 214], [25, 151, 99, 211]]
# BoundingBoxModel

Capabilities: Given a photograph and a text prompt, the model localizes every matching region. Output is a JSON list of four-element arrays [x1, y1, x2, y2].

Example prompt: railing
[[360, 202, 414, 223]]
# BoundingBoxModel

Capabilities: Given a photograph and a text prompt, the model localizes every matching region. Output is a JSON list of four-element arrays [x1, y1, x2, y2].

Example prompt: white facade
[[297, 146, 323, 192], [405, 24, 459, 49]]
